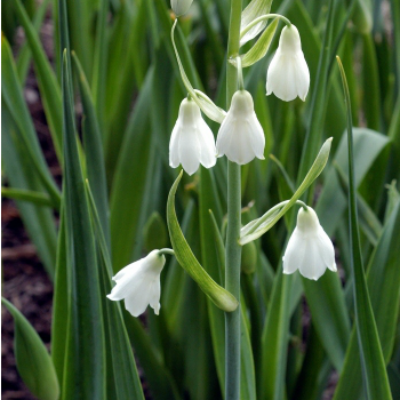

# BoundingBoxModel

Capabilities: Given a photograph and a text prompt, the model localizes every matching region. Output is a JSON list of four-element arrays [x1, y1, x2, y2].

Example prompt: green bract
[[167, 171, 239, 312]]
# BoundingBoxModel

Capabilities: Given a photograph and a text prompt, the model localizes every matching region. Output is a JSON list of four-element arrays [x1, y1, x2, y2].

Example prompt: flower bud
[[266, 24, 310, 102], [216, 90, 265, 165], [171, 0, 193, 16]]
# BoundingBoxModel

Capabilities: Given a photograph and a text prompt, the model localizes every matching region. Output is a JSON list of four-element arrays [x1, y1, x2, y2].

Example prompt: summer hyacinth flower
[[266, 24, 310, 102], [169, 98, 217, 175], [171, 0, 193, 16], [107, 250, 166, 317], [283, 207, 336, 280], [216, 90, 265, 165]]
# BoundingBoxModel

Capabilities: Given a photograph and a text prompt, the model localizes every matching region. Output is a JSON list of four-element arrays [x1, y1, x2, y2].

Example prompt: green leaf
[[336, 56, 392, 400], [2, 298, 60, 400], [238, 18, 278, 68], [1, 35, 61, 209], [335, 163, 382, 246], [2, 91, 57, 279], [333, 198, 400, 400], [167, 171, 239, 312], [14, 0, 63, 161], [51, 205, 69, 388], [240, 138, 333, 245], [110, 67, 156, 271], [72, 52, 110, 247], [1, 187, 52, 207], [16, 0, 50, 84], [316, 128, 390, 237], [86, 182, 146, 400], [61, 49, 105, 400]]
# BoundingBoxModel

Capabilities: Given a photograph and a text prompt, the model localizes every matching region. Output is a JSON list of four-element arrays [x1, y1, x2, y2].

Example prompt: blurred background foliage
[[1, 0, 400, 399]]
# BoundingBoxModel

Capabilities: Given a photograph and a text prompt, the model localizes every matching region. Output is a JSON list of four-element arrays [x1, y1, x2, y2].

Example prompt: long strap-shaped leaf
[[61, 48, 106, 400], [14, 0, 63, 161], [337, 56, 392, 400], [86, 183, 146, 400], [167, 171, 238, 312], [72, 53, 110, 248], [1, 36, 61, 209]]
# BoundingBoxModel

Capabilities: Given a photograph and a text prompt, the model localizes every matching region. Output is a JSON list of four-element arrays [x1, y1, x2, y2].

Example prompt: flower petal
[[178, 127, 200, 175], [169, 124, 181, 168], [198, 119, 217, 168]]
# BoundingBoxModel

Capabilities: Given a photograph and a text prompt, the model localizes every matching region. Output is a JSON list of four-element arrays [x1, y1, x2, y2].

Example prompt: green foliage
[[2, 0, 400, 398], [2, 298, 60, 400]]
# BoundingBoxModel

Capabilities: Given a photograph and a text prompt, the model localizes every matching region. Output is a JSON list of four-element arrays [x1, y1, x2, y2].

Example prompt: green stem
[[225, 0, 242, 398]]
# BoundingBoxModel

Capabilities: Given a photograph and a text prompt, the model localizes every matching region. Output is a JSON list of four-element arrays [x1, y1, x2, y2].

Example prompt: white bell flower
[[171, 0, 193, 16], [266, 24, 310, 102], [283, 207, 337, 280], [169, 98, 217, 176], [107, 250, 166, 317], [216, 90, 265, 165]]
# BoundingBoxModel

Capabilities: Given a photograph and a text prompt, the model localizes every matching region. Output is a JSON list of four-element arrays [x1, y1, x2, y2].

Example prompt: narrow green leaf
[[296, 0, 346, 185], [14, 0, 63, 161], [110, 68, 155, 271], [334, 199, 400, 400], [335, 163, 382, 246], [91, 0, 108, 130], [1, 187, 52, 207], [259, 271, 293, 400], [2, 298, 59, 400], [1, 36, 61, 208], [72, 52, 110, 247], [85, 182, 146, 400], [336, 56, 392, 400], [16, 0, 50, 84], [51, 205, 69, 388], [167, 171, 239, 312], [2, 92, 57, 278], [61, 49, 105, 400]]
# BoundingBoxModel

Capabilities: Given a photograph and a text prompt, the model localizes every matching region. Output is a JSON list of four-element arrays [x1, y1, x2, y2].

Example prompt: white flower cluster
[[169, 21, 310, 176]]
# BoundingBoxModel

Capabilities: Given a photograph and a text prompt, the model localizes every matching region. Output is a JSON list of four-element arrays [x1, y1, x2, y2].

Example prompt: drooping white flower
[[169, 98, 216, 176], [107, 250, 166, 317], [283, 207, 336, 280], [216, 90, 265, 165], [266, 24, 310, 102], [171, 0, 193, 16]]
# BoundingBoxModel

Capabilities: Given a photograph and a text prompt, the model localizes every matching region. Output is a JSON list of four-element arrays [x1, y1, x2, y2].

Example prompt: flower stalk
[[225, 0, 243, 398]]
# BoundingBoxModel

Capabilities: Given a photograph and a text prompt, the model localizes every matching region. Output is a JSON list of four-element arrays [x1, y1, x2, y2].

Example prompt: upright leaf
[[336, 57, 392, 400], [61, 49, 105, 400]]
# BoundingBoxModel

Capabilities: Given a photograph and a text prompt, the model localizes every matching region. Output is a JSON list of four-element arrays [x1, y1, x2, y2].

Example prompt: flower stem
[[225, 0, 242, 398], [239, 14, 291, 40], [158, 248, 175, 256]]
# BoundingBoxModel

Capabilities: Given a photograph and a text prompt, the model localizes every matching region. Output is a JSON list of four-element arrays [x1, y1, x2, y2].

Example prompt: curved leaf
[[2, 298, 60, 400], [167, 171, 238, 312]]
